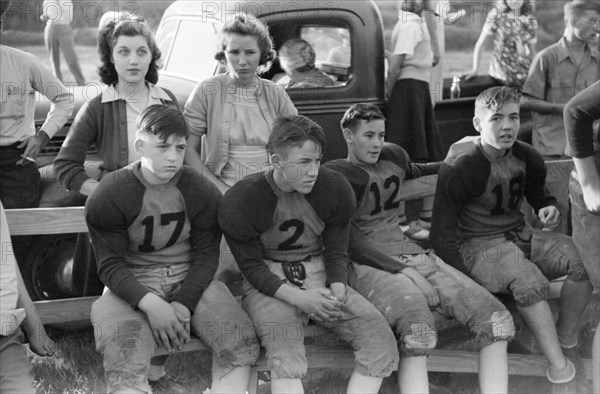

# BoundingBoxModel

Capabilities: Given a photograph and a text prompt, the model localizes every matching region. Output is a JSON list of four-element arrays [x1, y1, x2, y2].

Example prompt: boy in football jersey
[[85, 104, 259, 394], [325, 103, 514, 394], [219, 115, 399, 394], [431, 87, 593, 388]]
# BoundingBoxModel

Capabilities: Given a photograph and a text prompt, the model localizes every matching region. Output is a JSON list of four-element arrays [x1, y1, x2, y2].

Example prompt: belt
[[268, 254, 316, 264]]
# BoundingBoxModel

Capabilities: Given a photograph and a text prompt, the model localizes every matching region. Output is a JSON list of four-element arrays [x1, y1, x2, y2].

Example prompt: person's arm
[[18, 55, 74, 164], [430, 163, 474, 275], [422, 8, 440, 67], [573, 157, 600, 213], [84, 173, 151, 307], [0, 205, 26, 337], [172, 174, 222, 312], [386, 54, 405, 100], [464, 30, 493, 80], [219, 182, 286, 297], [183, 82, 231, 194], [565, 81, 600, 213], [15, 264, 56, 356], [271, 82, 298, 116], [53, 100, 99, 195], [464, 9, 496, 81], [349, 224, 409, 273], [219, 182, 343, 322], [521, 52, 562, 114], [519, 144, 559, 213], [521, 94, 564, 114], [527, 42, 537, 58], [184, 134, 230, 194]]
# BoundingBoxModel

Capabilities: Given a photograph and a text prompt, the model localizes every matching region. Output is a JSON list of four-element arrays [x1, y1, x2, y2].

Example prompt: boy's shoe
[[562, 346, 585, 377], [149, 375, 187, 394], [417, 218, 431, 231], [400, 220, 430, 240], [547, 358, 576, 384]]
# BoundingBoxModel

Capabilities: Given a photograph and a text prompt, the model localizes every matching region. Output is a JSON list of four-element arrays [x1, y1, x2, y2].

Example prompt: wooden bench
[[5, 162, 593, 392]]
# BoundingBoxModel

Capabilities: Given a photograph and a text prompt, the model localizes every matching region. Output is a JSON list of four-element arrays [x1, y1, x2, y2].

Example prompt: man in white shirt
[[41, 0, 85, 85], [1, 0, 74, 209]]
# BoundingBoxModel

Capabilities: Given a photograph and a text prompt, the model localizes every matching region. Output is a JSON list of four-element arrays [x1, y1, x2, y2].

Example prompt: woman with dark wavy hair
[[55, 16, 178, 198]]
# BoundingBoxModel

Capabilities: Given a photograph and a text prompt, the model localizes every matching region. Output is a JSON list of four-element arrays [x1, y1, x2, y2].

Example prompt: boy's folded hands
[[138, 293, 191, 352]]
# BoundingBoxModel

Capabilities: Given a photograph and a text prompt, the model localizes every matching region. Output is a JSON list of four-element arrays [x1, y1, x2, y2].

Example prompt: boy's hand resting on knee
[[329, 282, 347, 304], [277, 285, 343, 322], [171, 301, 191, 340], [400, 268, 439, 307], [138, 293, 190, 352], [538, 205, 561, 230]]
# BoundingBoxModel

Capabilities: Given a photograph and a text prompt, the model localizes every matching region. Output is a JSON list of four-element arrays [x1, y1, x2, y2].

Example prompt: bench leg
[[247, 367, 259, 394]]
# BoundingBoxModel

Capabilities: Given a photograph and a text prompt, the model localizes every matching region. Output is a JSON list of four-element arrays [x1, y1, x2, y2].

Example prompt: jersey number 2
[[369, 175, 400, 215], [278, 219, 304, 250], [138, 212, 185, 252]]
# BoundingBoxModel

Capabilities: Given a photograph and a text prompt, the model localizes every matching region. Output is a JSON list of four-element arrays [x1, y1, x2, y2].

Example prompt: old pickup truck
[[27, 0, 494, 300]]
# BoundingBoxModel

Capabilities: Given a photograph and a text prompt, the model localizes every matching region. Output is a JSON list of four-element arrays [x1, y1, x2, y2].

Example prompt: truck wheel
[[22, 234, 80, 301]]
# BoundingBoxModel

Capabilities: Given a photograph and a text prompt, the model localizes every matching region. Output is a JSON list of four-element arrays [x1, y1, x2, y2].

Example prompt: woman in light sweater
[[184, 13, 297, 195]]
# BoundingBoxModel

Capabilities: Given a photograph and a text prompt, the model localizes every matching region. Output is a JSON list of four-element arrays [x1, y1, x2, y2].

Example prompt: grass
[[28, 326, 572, 394]]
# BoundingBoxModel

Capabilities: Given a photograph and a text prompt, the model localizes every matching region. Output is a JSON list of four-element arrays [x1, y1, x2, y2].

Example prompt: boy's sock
[[398, 201, 408, 229], [417, 215, 431, 231], [148, 364, 166, 382]]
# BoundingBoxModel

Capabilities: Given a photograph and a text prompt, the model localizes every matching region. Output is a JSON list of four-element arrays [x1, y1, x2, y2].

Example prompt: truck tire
[[21, 234, 81, 301]]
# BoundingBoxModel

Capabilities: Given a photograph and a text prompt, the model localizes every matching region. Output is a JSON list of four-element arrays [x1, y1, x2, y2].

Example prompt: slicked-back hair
[[340, 103, 386, 133], [97, 17, 161, 87], [136, 104, 188, 142], [564, 0, 600, 21], [214, 13, 275, 68], [475, 87, 521, 117], [267, 115, 326, 158]]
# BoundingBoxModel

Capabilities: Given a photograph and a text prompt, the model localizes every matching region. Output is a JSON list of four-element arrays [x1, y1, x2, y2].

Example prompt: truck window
[[271, 26, 351, 88], [162, 19, 219, 82]]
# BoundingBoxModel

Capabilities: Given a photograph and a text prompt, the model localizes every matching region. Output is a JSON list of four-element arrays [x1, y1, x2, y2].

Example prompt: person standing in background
[[1, 0, 73, 210], [41, 0, 85, 85], [521, 0, 599, 233], [464, 0, 538, 89], [386, 0, 443, 241], [422, 0, 444, 104], [523, 0, 599, 159]]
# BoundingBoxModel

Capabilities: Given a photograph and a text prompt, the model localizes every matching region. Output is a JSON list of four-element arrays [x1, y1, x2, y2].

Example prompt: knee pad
[[267, 345, 307, 380], [567, 261, 590, 283], [399, 321, 437, 357], [474, 310, 515, 349], [514, 282, 549, 307]]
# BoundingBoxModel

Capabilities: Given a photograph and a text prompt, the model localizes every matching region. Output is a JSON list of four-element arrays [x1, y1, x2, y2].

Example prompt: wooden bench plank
[[35, 296, 97, 325], [5, 207, 87, 235]]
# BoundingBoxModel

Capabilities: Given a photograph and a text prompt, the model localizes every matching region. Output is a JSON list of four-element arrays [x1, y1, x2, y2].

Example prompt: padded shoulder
[[323, 159, 369, 202], [379, 143, 411, 171]]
